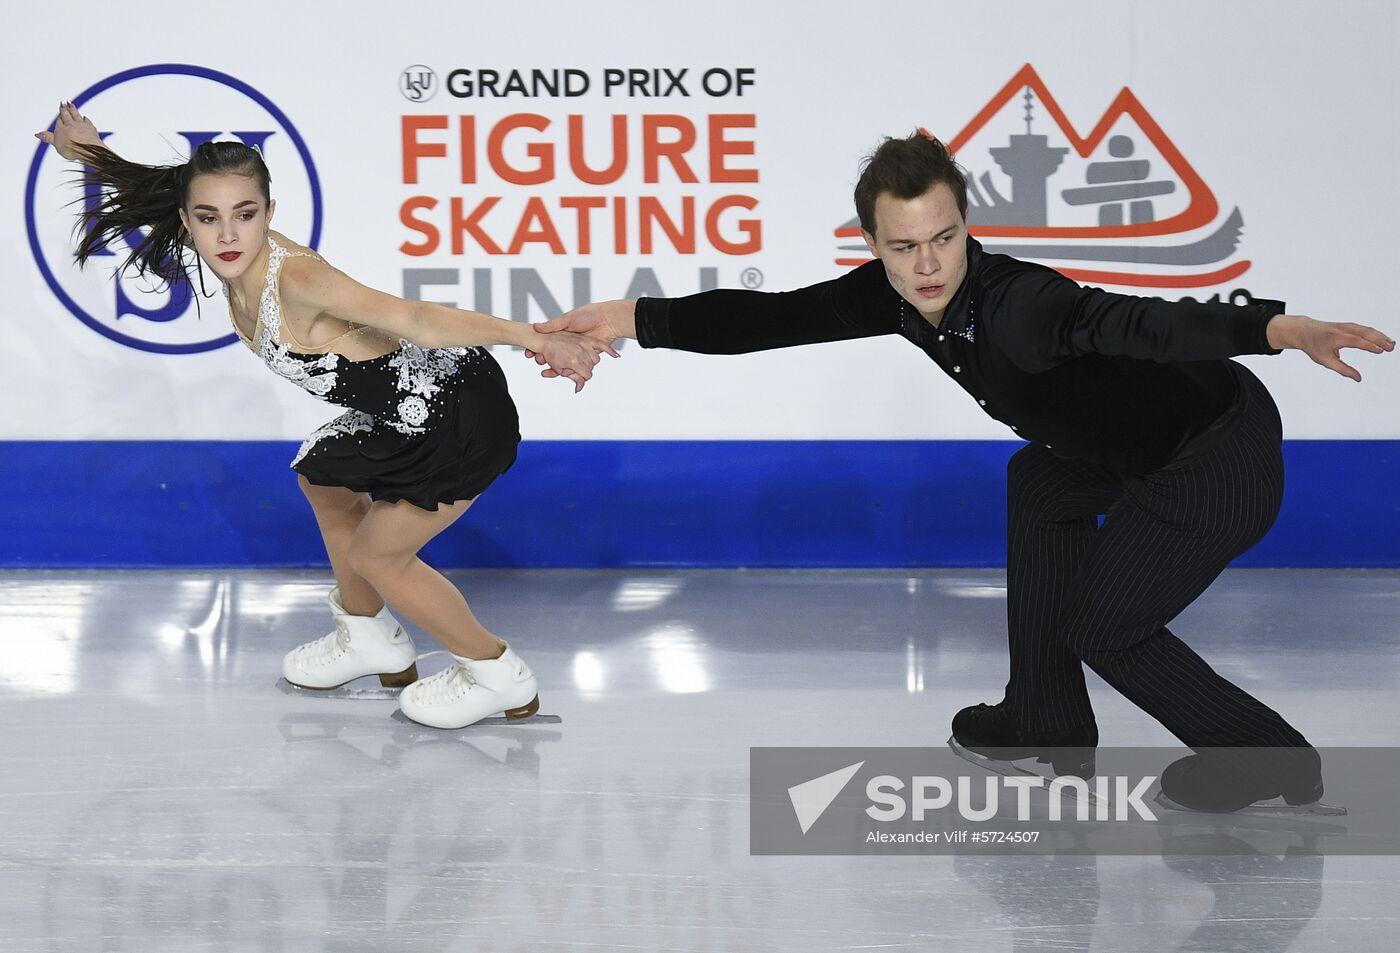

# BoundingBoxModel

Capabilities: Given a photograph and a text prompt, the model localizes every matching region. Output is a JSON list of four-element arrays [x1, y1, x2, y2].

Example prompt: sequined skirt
[[291, 352, 520, 511]]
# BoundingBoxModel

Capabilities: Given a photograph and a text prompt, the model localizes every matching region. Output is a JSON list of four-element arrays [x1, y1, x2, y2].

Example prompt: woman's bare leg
[[297, 474, 384, 616], [346, 496, 504, 660]]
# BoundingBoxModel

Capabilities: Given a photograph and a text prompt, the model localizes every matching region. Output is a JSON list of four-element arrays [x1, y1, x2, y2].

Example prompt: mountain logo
[[835, 64, 1250, 289]]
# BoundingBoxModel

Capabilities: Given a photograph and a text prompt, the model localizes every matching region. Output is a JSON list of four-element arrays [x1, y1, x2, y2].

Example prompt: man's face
[[861, 182, 968, 325]]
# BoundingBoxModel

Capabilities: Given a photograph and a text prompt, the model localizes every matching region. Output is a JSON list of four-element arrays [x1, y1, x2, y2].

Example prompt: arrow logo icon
[[788, 761, 865, 834]]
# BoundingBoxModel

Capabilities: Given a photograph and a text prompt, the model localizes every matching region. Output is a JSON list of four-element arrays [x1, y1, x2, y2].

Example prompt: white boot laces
[[333, 618, 351, 653], [416, 660, 477, 705], [292, 618, 350, 665]]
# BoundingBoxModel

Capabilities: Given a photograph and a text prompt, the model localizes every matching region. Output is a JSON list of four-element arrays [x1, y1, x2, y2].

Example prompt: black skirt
[[292, 352, 521, 511]]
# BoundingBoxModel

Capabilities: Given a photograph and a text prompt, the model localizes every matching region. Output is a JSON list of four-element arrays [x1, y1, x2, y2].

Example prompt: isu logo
[[836, 64, 1251, 290], [401, 65, 438, 103]]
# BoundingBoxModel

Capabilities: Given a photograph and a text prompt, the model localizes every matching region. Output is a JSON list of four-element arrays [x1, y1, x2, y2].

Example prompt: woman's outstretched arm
[[280, 255, 616, 391]]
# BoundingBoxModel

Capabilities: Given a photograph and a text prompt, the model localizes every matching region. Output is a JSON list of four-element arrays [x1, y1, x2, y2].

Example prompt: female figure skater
[[38, 102, 612, 729]]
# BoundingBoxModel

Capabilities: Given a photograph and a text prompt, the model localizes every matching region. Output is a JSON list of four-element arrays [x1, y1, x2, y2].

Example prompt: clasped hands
[[523, 300, 635, 391]]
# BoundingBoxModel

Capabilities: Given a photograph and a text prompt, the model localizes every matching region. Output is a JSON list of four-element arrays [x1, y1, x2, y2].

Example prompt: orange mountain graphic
[[950, 63, 1217, 239], [834, 64, 1252, 288]]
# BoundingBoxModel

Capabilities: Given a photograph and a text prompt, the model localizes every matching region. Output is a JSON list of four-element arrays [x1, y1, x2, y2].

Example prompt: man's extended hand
[[1266, 315, 1395, 382], [525, 299, 636, 378]]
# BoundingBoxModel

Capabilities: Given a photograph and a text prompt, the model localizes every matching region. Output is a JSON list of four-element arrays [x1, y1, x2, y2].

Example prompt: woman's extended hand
[[35, 102, 103, 161]]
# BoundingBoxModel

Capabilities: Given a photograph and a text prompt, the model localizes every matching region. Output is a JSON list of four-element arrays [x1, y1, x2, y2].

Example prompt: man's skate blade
[[277, 678, 404, 700], [948, 737, 1110, 811], [389, 709, 562, 729], [1154, 791, 1348, 817], [947, 736, 1044, 779]]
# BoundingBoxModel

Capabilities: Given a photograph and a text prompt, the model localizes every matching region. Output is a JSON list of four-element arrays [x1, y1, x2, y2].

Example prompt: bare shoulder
[[269, 230, 327, 261], [274, 232, 342, 305], [277, 250, 343, 310], [274, 243, 391, 332]]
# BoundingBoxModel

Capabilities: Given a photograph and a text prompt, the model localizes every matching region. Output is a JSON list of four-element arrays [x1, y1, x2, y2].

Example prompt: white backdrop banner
[[6, 0, 1397, 440]]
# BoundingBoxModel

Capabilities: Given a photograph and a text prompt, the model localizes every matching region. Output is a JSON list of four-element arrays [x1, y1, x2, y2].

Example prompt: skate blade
[[947, 737, 1110, 811], [1153, 791, 1348, 817], [389, 709, 562, 729], [947, 736, 1045, 779], [277, 678, 405, 700]]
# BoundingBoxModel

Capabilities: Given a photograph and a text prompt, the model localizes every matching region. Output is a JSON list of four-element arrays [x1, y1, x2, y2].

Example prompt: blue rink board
[[2, 440, 1396, 568]]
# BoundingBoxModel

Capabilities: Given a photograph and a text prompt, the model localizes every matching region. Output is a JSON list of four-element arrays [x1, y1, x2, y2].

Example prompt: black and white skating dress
[[228, 236, 520, 510]]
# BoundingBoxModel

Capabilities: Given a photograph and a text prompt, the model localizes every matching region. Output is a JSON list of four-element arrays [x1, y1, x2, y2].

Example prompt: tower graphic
[[968, 90, 1068, 227]]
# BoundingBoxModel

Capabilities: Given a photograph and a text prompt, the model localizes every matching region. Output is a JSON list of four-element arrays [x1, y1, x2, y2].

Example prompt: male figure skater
[[532, 134, 1392, 812]]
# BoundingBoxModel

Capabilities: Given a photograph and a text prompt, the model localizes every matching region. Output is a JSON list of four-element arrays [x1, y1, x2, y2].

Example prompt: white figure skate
[[281, 587, 418, 691], [397, 642, 540, 730]]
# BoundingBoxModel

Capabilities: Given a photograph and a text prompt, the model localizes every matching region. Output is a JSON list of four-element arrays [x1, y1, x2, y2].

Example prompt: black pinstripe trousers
[[1002, 364, 1309, 748]]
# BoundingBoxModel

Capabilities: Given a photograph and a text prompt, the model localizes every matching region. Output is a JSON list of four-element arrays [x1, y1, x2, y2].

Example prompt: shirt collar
[[938, 235, 982, 335]]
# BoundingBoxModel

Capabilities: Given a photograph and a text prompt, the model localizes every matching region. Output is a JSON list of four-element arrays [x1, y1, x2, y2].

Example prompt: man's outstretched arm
[[992, 267, 1394, 381], [527, 261, 903, 372]]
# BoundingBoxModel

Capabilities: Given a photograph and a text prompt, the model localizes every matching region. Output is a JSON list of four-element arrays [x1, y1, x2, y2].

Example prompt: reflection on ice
[[572, 649, 606, 695], [642, 625, 710, 694], [0, 616, 77, 695], [611, 577, 683, 612]]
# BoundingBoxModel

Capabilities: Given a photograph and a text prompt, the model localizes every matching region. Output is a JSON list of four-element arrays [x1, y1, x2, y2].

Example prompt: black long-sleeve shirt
[[635, 237, 1284, 475]]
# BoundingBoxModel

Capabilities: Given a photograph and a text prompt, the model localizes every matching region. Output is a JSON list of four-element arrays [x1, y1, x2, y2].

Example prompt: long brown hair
[[70, 139, 271, 298]]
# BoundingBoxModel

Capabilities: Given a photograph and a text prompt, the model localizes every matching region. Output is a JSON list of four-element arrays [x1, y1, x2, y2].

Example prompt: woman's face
[[179, 172, 275, 282]]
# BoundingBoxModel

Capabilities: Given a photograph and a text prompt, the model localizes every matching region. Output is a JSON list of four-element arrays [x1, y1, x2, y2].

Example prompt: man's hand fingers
[[534, 317, 569, 334], [1333, 324, 1394, 351], [1335, 333, 1388, 354], [1354, 326, 1395, 351], [1324, 328, 1391, 355], [1321, 352, 1361, 382]]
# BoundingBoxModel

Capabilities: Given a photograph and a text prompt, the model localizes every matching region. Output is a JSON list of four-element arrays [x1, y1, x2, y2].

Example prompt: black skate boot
[[949, 701, 1098, 780], [1156, 748, 1344, 815]]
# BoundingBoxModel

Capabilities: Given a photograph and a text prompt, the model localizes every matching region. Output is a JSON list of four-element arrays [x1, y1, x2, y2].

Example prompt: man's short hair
[[854, 132, 968, 236]]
